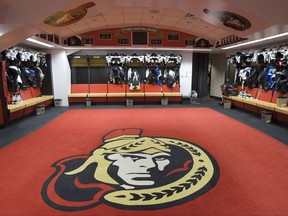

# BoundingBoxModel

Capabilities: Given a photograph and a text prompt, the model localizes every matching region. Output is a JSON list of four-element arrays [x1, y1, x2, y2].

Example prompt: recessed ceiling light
[[26, 38, 54, 48], [222, 32, 288, 50]]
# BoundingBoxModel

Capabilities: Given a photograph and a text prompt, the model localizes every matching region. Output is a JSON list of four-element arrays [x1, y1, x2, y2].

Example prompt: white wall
[[179, 52, 193, 97], [50, 50, 71, 106], [209, 54, 226, 98]]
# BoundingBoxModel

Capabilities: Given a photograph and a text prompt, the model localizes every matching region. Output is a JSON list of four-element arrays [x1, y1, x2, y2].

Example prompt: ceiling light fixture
[[222, 32, 288, 50], [26, 38, 54, 48]]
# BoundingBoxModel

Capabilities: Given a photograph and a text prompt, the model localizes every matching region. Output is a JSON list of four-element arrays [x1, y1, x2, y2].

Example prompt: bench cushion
[[275, 107, 288, 115], [88, 93, 107, 97], [145, 92, 164, 97], [256, 100, 276, 111], [68, 93, 88, 97], [107, 93, 126, 97], [126, 92, 145, 97]]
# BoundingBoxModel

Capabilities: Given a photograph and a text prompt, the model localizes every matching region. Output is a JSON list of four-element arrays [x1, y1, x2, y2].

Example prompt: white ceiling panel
[[122, 7, 145, 14], [103, 7, 123, 15], [158, 20, 178, 27], [163, 8, 187, 17], [142, 14, 163, 21], [103, 14, 123, 21]]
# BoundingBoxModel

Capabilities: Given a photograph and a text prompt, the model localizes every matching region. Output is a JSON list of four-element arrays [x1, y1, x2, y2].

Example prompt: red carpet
[[0, 108, 288, 216]]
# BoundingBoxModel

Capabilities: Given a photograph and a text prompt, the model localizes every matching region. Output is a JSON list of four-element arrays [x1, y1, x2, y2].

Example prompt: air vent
[[185, 13, 195, 18], [184, 13, 201, 22]]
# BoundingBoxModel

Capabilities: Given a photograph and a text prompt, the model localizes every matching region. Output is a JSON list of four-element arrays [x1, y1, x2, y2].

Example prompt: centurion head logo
[[41, 128, 219, 211]]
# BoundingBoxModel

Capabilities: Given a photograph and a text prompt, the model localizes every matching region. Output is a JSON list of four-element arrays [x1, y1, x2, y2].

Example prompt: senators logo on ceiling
[[203, 8, 251, 31], [41, 128, 219, 211], [43, 2, 95, 27]]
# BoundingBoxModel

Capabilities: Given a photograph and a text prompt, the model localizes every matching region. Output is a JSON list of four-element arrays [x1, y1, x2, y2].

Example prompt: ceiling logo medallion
[[204, 8, 251, 31], [43, 2, 95, 27]]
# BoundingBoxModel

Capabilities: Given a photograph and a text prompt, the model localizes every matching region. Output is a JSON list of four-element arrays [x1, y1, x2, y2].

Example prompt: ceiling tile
[[142, 13, 162, 21], [103, 7, 123, 15], [158, 20, 178, 27], [0, 0, 21, 9], [55, 29, 75, 38], [84, 15, 105, 24], [163, 8, 187, 18], [122, 7, 144, 14], [144, 8, 166, 15], [124, 18, 142, 24], [103, 14, 123, 21], [142, 19, 160, 25], [84, 19, 107, 30]]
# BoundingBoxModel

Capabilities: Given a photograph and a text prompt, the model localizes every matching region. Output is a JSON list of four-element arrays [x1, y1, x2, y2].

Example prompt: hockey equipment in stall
[[34, 67, 45, 87], [126, 54, 145, 64], [5, 66, 23, 103], [19, 67, 29, 90], [246, 68, 259, 89], [146, 68, 162, 85], [164, 54, 182, 65], [257, 68, 269, 91], [106, 53, 126, 66], [274, 55, 288, 94], [238, 89, 253, 99], [238, 66, 252, 88], [27, 67, 38, 87], [128, 68, 141, 90], [266, 65, 277, 90], [274, 69, 288, 94], [164, 69, 177, 88], [109, 66, 126, 84], [145, 53, 163, 65], [220, 83, 238, 96], [6, 66, 21, 93]]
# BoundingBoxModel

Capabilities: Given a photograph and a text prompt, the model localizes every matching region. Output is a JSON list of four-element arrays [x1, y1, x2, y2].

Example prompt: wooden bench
[[126, 84, 145, 103], [68, 93, 88, 103], [106, 84, 126, 103], [68, 83, 182, 105], [68, 84, 89, 103], [7, 95, 54, 121], [224, 87, 288, 124], [162, 84, 182, 103], [88, 84, 107, 103], [274, 106, 288, 124], [144, 84, 163, 103]]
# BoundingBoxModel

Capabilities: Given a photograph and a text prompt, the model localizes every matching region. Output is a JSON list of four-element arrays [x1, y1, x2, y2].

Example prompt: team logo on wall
[[41, 128, 219, 211]]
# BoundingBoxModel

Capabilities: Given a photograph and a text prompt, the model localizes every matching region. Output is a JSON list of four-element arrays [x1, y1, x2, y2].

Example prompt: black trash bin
[[54, 99, 62, 107], [86, 98, 91, 106], [36, 104, 45, 115], [261, 110, 272, 123]]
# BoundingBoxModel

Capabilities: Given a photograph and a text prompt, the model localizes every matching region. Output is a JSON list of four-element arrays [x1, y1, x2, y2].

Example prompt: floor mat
[[0, 108, 287, 216]]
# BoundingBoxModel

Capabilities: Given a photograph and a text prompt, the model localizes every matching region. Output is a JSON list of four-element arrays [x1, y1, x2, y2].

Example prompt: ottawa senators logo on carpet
[[41, 128, 219, 211]]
